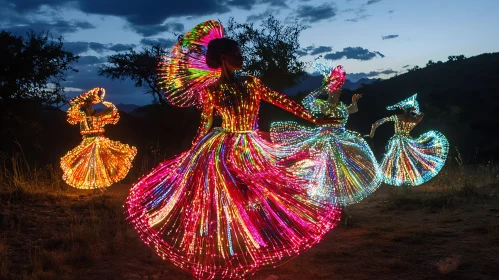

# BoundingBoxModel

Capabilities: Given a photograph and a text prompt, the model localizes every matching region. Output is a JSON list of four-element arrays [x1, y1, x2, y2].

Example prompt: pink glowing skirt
[[126, 128, 341, 279]]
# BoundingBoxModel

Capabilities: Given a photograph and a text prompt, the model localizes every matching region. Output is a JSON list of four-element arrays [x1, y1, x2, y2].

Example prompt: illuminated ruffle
[[61, 136, 137, 189], [381, 131, 449, 186], [159, 20, 223, 107], [126, 128, 341, 279], [271, 122, 381, 206]]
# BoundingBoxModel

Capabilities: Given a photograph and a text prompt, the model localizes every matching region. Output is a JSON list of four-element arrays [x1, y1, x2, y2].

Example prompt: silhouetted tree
[[448, 55, 466, 62], [226, 15, 307, 91], [99, 44, 168, 104], [0, 30, 78, 105], [426, 60, 435, 67], [407, 65, 421, 72]]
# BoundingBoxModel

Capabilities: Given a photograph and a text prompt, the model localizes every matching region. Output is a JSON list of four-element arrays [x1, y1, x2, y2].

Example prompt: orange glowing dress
[[60, 88, 137, 189]]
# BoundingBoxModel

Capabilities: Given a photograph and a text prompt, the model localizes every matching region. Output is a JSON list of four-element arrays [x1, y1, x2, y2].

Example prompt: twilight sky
[[1, 0, 498, 105]]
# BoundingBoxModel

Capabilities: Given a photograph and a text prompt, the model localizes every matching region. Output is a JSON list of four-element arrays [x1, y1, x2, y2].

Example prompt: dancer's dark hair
[[206, 38, 240, 69]]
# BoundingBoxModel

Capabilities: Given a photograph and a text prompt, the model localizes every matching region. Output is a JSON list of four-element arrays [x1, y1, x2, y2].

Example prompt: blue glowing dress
[[270, 81, 381, 206], [373, 115, 449, 186]]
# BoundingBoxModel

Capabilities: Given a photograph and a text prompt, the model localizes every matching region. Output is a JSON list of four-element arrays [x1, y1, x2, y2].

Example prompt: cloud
[[130, 22, 184, 37], [63, 41, 108, 54], [247, 8, 279, 22], [3, 19, 96, 37], [382, 34, 399, 40], [63, 64, 150, 105], [345, 14, 370, 22], [140, 38, 177, 47], [348, 69, 397, 82], [344, 7, 371, 22], [367, 0, 382, 4], [324, 47, 384, 61], [295, 3, 337, 23], [309, 46, 333, 56], [77, 55, 107, 65], [108, 43, 136, 52], [402, 64, 410, 68], [388, 10, 394, 13]]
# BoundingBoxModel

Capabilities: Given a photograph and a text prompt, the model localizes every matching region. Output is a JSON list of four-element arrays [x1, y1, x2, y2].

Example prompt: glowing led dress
[[373, 115, 449, 186], [60, 88, 137, 189], [270, 68, 381, 206], [126, 76, 341, 279]]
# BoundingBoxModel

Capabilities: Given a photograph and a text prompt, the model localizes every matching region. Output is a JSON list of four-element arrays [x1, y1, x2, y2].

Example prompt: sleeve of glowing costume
[[192, 89, 214, 145], [254, 77, 319, 124], [369, 115, 398, 137], [67, 100, 86, 125], [100, 101, 120, 125]]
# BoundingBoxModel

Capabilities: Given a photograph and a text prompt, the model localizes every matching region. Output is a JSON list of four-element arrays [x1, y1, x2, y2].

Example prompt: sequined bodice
[[317, 100, 349, 127], [67, 101, 119, 137], [394, 120, 416, 136], [80, 116, 107, 136], [206, 80, 260, 132]]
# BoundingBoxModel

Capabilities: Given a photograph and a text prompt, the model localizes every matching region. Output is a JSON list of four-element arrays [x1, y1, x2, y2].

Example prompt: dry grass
[[1, 151, 499, 279]]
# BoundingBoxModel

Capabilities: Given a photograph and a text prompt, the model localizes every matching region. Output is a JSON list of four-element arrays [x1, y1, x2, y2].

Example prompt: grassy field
[[1, 154, 498, 280]]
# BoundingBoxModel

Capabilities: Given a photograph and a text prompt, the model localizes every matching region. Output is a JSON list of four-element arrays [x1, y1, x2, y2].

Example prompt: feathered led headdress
[[386, 93, 420, 114], [69, 87, 106, 106], [313, 60, 346, 92], [158, 20, 224, 107]]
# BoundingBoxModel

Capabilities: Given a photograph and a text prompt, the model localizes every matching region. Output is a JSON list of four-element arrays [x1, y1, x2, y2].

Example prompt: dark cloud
[[140, 38, 177, 47], [88, 42, 107, 53], [295, 45, 315, 56], [295, 3, 337, 23], [348, 69, 397, 82], [344, 7, 370, 22], [108, 43, 136, 52], [63, 41, 108, 54], [367, 0, 382, 4], [382, 34, 399, 40], [227, 0, 258, 10], [247, 8, 278, 22], [402, 64, 410, 68], [228, 0, 288, 10], [64, 42, 92, 54], [3, 19, 95, 36], [131, 22, 184, 37], [75, 0, 229, 26], [324, 47, 384, 61], [345, 14, 370, 22], [309, 46, 333, 56], [296, 49, 308, 56], [77, 55, 106, 65], [63, 65, 149, 105], [388, 10, 394, 13]]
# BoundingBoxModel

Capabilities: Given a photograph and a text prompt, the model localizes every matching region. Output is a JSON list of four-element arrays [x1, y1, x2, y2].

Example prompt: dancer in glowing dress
[[61, 88, 137, 190], [125, 20, 342, 279], [367, 94, 449, 186], [270, 65, 381, 206]]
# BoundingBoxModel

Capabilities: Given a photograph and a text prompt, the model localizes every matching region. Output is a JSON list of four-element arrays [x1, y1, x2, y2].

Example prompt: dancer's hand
[[364, 132, 375, 138], [352, 94, 362, 104]]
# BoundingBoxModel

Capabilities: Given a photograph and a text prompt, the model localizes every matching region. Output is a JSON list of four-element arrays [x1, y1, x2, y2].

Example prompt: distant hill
[[116, 103, 140, 113], [347, 52, 499, 161], [283, 75, 376, 95]]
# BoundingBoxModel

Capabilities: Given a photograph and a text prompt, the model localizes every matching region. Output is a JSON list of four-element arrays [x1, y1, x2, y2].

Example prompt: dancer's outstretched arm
[[67, 99, 86, 125], [368, 115, 398, 138], [255, 78, 340, 125], [99, 101, 120, 125]]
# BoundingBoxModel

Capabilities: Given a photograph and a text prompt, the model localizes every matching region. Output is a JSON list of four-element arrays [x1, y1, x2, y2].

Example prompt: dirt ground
[[1, 183, 498, 280]]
